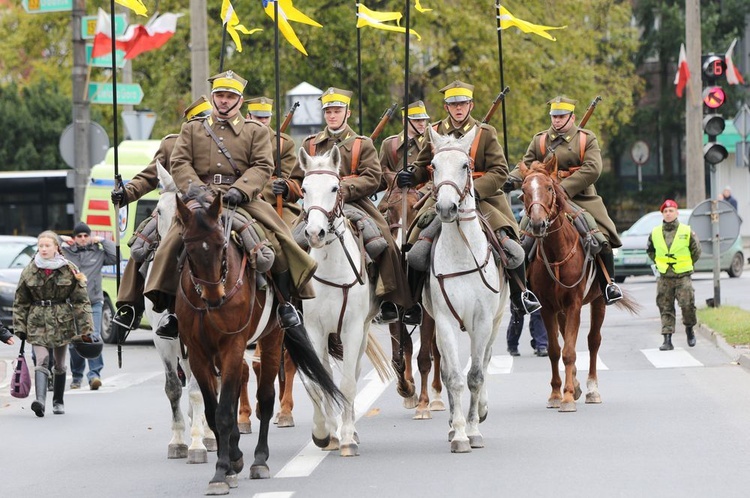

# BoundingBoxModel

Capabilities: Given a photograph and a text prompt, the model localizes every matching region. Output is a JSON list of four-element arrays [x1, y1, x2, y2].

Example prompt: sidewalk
[[696, 323, 750, 370]]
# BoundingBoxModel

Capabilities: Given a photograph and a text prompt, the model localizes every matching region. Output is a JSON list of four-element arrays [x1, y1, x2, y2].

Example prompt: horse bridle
[[430, 147, 475, 204], [523, 172, 560, 235]]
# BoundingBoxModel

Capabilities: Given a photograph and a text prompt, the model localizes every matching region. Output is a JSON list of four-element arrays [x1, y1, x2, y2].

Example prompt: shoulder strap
[[579, 132, 586, 164], [307, 140, 316, 156], [202, 120, 241, 176], [390, 136, 400, 168], [469, 126, 483, 165], [540, 134, 546, 156], [350, 137, 363, 176]]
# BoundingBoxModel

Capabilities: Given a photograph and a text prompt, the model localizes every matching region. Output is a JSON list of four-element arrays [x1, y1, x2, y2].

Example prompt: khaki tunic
[[409, 116, 518, 244], [260, 129, 302, 226], [122, 134, 178, 205], [377, 132, 426, 192], [145, 114, 317, 311], [300, 125, 411, 307], [14, 261, 94, 348], [512, 125, 621, 247]]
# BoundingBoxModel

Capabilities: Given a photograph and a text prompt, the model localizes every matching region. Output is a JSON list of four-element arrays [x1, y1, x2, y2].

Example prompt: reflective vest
[[651, 223, 693, 274]]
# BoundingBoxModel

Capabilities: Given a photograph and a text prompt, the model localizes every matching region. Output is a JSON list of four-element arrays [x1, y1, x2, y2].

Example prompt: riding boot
[[155, 314, 179, 340], [273, 271, 302, 329], [659, 334, 674, 351], [52, 369, 66, 415], [507, 265, 542, 315], [686, 326, 696, 347], [598, 250, 623, 305], [112, 303, 144, 331], [401, 267, 425, 326], [31, 367, 49, 418]]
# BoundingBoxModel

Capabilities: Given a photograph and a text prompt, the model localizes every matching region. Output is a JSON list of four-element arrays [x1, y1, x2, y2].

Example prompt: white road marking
[[557, 351, 609, 371], [461, 355, 514, 375], [642, 348, 703, 368], [65, 371, 162, 394], [252, 493, 295, 498]]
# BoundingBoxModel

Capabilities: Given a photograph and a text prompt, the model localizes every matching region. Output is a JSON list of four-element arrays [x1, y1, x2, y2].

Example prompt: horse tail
[[614, 291, 642, 315], [364, 331, 396, 383], [283, 323, 345, 408]]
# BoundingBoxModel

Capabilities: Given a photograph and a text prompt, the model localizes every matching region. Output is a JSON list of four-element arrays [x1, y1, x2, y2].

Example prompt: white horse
[[298, 146, 390, 457], [144, 162, 215, 463], [423, 127, 508, 453]]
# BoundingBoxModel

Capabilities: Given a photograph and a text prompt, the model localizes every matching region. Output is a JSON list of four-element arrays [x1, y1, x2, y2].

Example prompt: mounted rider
[[399, 80, 541, 316], [144, 70, 318, 336], [505, 96, 623, 305]]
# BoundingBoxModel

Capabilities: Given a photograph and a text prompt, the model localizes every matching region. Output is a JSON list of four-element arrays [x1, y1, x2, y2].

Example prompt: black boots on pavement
[[686, 326, 696, 347], [52, 370, 66, 415], [31, 367, 48, 417], [659, 334, 674, 351]]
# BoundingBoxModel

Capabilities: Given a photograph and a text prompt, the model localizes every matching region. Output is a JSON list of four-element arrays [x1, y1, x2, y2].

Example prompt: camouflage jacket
[[13, 261, 94, 348]]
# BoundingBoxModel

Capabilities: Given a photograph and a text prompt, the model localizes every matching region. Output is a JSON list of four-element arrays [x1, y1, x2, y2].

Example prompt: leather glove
[[111, 186, 125, 206], [396, 168, 414, 188], [272, 179, 289, 198], [502, 179, 516, 194], [223, 187, 245, 207]]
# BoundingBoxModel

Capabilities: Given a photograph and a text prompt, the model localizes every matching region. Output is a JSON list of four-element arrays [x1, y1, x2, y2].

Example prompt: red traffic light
[[702, 86, 726, 109], [702, 55, 726, 82]]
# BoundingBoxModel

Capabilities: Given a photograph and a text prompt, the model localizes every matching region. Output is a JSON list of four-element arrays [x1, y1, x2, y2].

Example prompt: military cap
[[403, 100, 430, 120], [547, 96, 577, 116], [440, 80, 474, 103], [319, 87, 353, 109], [247, 96, 273, 117], [207, 70, 247, 96], [660, 199, 678, 212], [183, 95, 212, 120]]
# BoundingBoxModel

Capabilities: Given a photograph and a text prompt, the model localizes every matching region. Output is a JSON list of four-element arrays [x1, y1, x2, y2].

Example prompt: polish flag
[[92, 8, 180, 60], [725, 38, 745, 85], [674, 43, 690, 98]]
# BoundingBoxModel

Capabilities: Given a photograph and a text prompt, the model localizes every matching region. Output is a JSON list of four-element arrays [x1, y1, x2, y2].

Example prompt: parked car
[[0, 235, 38, 329], [613, 210, 745, 282]]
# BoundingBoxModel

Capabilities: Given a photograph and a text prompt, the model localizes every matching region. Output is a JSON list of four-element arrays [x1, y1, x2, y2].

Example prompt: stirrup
[[378, 301, 399, 324], [605, 283, 623, 305], [401, 303, 423, 326], [155, 314, 179, 340], [112, 304, 138, 330], [521, 290, 542, 315], [277, 302, 302, 329]]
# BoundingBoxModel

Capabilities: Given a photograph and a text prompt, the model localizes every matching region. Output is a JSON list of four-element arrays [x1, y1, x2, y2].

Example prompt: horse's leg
[[389, 322, 417, 406], [276, 349, 296, 428], [427, 315, 445, 411], [435, 321, 470, 453], [237, 357, 252, 434], [338, 321, 368, 457], [465, 328, 491, 449], [414, 315, 435, 419], [185, 364, 210, 464], [559, 306, 582, 412], [586, 298, 606, 404], [305, 327, 337, 450], [154, 339, 188, 460], [250, 328, 282, 479], [542, 309, 563, 409]]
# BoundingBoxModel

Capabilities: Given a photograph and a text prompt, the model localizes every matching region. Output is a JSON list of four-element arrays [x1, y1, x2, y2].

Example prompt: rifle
[[370, 102, 398, 141], [482, 86, 510, 124], [578, 96, 602, 129], [275, 101, 299, 216]]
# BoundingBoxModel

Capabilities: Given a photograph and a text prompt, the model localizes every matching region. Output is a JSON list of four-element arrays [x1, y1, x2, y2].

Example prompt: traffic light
[[702, 54, 728, 165]]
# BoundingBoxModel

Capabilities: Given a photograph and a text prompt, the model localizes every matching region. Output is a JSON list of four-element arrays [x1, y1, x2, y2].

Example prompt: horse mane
[[520, 158, 572, 217], [181, 185, 219, 232]]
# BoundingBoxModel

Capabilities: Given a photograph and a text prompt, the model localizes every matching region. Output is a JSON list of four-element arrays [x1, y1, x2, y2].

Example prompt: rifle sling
[[203, 120, 242, 177]]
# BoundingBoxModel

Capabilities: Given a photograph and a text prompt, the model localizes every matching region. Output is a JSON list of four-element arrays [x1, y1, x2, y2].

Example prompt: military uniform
[[377, 100, 430, 192]]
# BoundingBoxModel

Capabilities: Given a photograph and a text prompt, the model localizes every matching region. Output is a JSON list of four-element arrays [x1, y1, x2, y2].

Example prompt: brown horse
[[175, 187, 342, 495], [519, 157, 638, 412], [379, 184, 444, 419]]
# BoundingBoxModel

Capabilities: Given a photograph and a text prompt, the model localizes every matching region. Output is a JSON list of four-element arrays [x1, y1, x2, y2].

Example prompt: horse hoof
[[448, 429, 455, 442], [559, 401, 577, 412], [204, 437, 218, 452], [226, 473, 239, 489], [323, 436, 340, 451], [205, 482, 230, 496], [429, 399, 446, 411], [168, 443, 188, 459], [468, 435, 484, 448], [237, 421, 252, 434], [187, 449, 208, 464], [585, 392, 602, 404], [547, 398, 562, 409], [478, 408, 488, 424], [276, 414, 295, 428], [402, 394, 418, 410], [231, 457, 244, 474], [413, 408, 432, 420], [340, 443, 359, 457], [312, 433, 330, 449], [397, 383, 416, 400], [574, 385, 583, 401], [250, 464, 270, 479], [450, 439, 472, 453]]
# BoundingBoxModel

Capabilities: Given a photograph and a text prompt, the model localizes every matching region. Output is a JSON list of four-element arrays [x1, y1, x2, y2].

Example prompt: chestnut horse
[[174, 188, 342, 494], [519, 157, 638, 412]]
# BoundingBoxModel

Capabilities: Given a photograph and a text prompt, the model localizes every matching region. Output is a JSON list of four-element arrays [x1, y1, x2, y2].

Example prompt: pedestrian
[[1, 324, 15, 345], [506, 95, 623, 305], [400, 80, 540, 317], [145, 70, 317, 335], [298, 86, 415, 324], [506, 307, 548, 357], [13, 230, 95, 416], [60, 222, 117, 390], [111, 96, 213, 335], [647, 199, 701, 351], [718, 186, 738, 210]]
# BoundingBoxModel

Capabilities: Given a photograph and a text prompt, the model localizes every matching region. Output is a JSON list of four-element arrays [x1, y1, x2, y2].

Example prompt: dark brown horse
[[174, 188, 342, 495], [519, 157, 638, 412]]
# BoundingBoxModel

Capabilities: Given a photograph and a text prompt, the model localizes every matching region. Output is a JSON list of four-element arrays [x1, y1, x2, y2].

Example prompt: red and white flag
[[91, 8, 180, 60], [725, 38, 745, 85], [674, 43, 690, 98]]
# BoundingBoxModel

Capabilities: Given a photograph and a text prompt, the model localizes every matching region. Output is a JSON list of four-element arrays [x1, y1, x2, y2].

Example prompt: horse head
[[519, 155, 564, 238], [155, 161, 178, 240], [429, 126, 477, 223], [175, 186, 228, 307], [299, 146, 344, 248]]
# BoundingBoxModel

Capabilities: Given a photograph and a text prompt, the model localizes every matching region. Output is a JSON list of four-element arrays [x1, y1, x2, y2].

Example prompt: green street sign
[[21, 0, 72, 13], [86, 45, 127, 68], [88, 82, 144, 106], [81, 14, 127, 39]]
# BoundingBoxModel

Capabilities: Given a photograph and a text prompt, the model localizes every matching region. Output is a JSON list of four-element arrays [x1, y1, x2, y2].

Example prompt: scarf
[[34, 253, 68, 271]]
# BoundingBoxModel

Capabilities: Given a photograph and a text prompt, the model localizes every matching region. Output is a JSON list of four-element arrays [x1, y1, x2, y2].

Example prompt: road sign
[[59, 122, 110, 168], [81, 14, 127, 39], [689, 199, 742, 255], [88, 82, 144, 106], [122, 110, 157, 140], [733, 104, 750, 139], [630, 140, 650, 165], [85, 45, 127, 68], [21, 0, 72, 13]]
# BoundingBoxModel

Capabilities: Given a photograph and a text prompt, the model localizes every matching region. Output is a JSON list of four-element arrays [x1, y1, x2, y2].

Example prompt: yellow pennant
[[221, 0, 262, 53], [356, 3, 421, 40], [497, 4, 566, 42], [115, 0, 148, 17], [264, 0, 322, 56]]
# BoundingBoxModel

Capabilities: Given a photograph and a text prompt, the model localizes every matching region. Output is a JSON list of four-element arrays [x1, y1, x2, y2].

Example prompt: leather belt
[[200, 174, 237, 185], [33, 299, 68, 307]]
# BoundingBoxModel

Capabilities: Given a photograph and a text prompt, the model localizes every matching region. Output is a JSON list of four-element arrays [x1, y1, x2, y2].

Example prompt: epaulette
[[244, 119, 263, 128], [188, 115, 210, 123]]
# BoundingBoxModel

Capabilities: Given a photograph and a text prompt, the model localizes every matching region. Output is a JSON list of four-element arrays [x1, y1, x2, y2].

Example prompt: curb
[[696, 323, 750, 371]]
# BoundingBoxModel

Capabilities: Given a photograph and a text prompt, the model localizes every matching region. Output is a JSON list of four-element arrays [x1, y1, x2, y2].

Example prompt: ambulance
[[81, 140, 162, 343]]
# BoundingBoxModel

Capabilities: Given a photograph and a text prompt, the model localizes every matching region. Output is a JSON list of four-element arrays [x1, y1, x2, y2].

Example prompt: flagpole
[[273, 0, 282, 182], [356, 5, 363, 135], [495, 3, 509, 161], [219, 27, 228, 72], [402, 0, 410, 181]]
